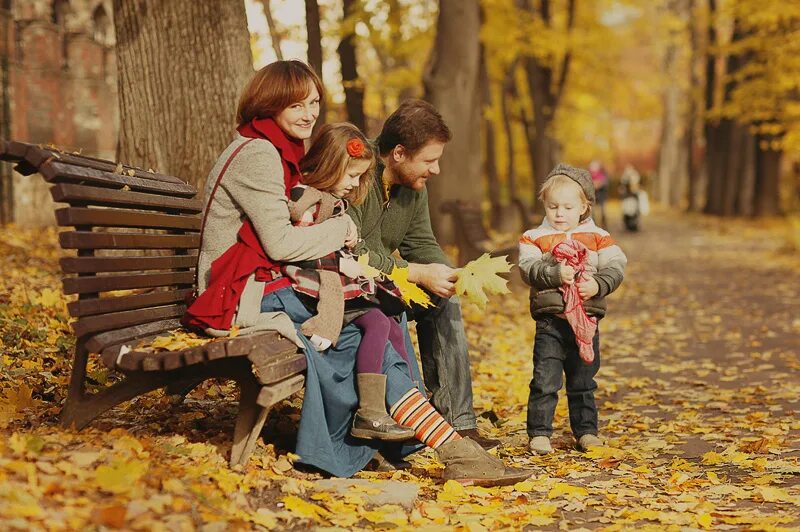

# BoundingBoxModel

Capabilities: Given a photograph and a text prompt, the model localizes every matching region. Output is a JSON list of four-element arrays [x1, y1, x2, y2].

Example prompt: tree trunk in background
[[0, 28, 11, 224], [657, 0, 689, 209], [304, 0, 326, 130], [686, 0, 702, 211], [754, 136, 782, 216], [702, 0, 723, 215], [338, 0, 365, 131], [261, 0, 283, 60], [423, 0, 482, 244], [520, 0, 575, 211], [480, 45, 502, 228], [114, 0, 252, 189]]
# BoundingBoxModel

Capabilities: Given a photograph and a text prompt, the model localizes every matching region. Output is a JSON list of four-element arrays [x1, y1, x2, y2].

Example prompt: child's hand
[[344, 218, 359, 249], [578, 277, 600, 300], [339, 256, 363, 279], [560, 265, 576, 285]]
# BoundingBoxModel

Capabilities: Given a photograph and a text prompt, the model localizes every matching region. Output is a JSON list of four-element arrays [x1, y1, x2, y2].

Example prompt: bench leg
[[61, 351, 174, 430], [165, 376, 206, 404], [230, 373, 270, 468]]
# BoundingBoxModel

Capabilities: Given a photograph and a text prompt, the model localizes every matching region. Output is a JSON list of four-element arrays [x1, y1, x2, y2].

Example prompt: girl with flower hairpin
[[281, 122, 415, 442]]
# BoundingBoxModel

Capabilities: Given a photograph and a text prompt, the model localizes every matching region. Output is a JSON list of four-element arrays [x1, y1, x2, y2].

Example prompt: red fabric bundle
[[552, 240, 598, 364]]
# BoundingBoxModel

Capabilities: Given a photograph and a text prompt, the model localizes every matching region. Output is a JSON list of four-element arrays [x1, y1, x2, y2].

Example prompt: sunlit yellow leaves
[[357, 252, 382, 279], [547, 482, 588, 500], [282, 495, 331, 520], [0, 384, 41, 428], [94, 459, 148, 494], [454, 253, 511, 308], [142, 330, 211, 352], [388, 266, 432, 308]]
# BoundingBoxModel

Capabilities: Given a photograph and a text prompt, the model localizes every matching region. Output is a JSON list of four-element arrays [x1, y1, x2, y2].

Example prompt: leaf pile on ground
[[0, 210, 799, 530]]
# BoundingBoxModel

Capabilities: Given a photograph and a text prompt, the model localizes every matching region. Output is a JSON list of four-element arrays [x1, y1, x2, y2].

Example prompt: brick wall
[[2, 0, 117, 226]]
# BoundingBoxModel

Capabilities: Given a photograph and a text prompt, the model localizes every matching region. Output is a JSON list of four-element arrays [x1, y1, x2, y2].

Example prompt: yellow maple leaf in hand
[[388, 266, 432, 308], [356, 252, 382, 279], [454, 253, 512, 308]]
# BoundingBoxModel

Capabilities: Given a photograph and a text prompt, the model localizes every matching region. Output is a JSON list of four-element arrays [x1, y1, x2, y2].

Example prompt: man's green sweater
[[349, 162, 449, 274]]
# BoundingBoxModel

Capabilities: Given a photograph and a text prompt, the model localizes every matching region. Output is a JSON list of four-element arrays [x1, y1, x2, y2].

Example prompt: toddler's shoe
[[528, 436, 553, 455], [576, 434, 603, 452]]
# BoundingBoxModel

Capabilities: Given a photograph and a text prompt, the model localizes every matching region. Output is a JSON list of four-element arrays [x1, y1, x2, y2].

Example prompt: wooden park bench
[[0, 140, 306, 467], [440, 199, 519, 266]]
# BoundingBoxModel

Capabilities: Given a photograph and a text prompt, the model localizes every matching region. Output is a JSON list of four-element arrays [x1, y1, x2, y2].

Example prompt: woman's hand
[[344, 218, 359, 249]]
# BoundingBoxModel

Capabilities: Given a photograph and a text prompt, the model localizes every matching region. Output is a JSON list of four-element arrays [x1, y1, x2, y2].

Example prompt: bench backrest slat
[[59, 231, 200, 250], [72, 304, 187, 338], [41, 161, 197, 197], [60, 255, 197, 273], [68, 289, 193, 317], [62, 271, 196, 295], [51, 183, 203, 213], [56, 207, 202, 231]]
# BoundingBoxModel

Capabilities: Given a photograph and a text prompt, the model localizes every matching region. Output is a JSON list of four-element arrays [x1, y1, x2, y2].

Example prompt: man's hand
[[339, 256, 363, 279], [577, 276, 600, 300], [408, 262, 457, 298], [344, 217, 359, 249], [560, 265, 576, 285]]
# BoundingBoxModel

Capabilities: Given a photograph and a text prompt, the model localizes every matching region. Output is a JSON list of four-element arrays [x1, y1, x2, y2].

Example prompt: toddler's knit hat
[[545, 163, 596, 205]]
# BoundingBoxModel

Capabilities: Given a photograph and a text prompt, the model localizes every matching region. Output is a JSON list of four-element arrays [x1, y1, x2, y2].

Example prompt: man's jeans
[[527, 316, 600, 438], [409, 296, 477, 431]]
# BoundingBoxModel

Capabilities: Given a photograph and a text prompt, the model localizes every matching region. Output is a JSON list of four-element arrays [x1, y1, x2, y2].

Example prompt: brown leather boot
[[436, 437, 533, 487], [351, 374, 416, 442], [457, 428, 501, 450]]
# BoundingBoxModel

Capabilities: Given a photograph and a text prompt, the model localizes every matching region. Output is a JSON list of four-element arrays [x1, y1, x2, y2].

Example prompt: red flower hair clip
[[346, 138, 365, 157]]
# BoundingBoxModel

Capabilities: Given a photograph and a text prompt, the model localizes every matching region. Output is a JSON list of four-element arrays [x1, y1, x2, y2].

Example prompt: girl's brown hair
[[236, 60, 324, 126], [300, 123, 375, 205]]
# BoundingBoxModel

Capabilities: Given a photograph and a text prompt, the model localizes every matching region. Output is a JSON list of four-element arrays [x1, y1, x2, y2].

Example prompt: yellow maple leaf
[[437, 479, 468, 502], [454, 254, 511, 308], [547, 482, 588, 500], [357, 252, 382, 279], [388, 266, 432, 308], [37, 287, 62, 308], [95, 459, 148, 494]]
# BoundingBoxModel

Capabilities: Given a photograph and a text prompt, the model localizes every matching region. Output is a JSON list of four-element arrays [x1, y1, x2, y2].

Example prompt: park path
[[457, 207, 800, 529]]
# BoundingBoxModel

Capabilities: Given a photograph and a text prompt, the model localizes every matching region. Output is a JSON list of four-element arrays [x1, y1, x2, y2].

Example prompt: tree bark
[[754, 136, 782, 216], [686, 0, 701, 211], [520, 0, 575, 210], [113, 0, 253, 190], [304, 0, 326, 129], [657, 0, 690, 209], [423, 0, 482, 244], [261, 0, 283, 61], [480, 44, 501, 228], [337, 0, 365, 130], [0, 35, 11, 224]]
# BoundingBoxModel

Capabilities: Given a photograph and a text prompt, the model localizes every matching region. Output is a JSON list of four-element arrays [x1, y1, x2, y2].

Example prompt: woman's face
[[275, 84, 320, 140]]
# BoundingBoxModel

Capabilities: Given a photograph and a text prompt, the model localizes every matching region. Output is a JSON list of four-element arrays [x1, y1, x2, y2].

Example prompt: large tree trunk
[[114, 0, 253, 189], [423, 0, 482, 245], [304, 0, 326, 129], [337, 0, 365, 130]]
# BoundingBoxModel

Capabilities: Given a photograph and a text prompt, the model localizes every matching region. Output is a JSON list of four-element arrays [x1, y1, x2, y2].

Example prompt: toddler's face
[[543, 182, 588, 232], [332, 158, 371, 198]]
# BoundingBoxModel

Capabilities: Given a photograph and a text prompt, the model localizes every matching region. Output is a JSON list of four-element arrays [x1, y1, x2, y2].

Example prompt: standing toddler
[[518, 164, 627, 454]]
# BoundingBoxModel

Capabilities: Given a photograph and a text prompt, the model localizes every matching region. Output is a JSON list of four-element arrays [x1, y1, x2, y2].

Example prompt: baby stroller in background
[[619, 165, 648, 232]]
